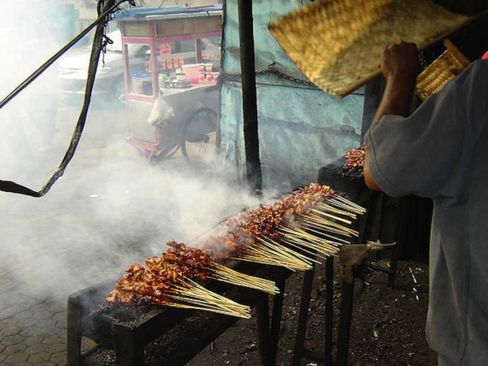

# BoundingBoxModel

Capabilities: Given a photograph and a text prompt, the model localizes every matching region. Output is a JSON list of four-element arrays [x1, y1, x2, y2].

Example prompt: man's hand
[[364, 42, 421, 192], [372, 42, 421, 123], [381, 41, 421, 84]]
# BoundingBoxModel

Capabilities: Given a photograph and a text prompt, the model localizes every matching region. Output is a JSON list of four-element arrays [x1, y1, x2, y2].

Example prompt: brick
[[0, 324, 21, 337], [3, 343, 27, 355], [16, 316, 39, 329], [51, 312, 65, 322], [25, 343, 49, 355], [42, 335, 64, 345], [15, 310, 35, 321], [2, 334, 24, 345], [22, 336, 44, 346], [46, 342, 66, 354], [27, 351, 51, 363], [33, 310, 53, 321], [4, 352, 29, 363], [49, 351, 66, 365], [0, 306, 21, 320], [37, 319, 56, 331]]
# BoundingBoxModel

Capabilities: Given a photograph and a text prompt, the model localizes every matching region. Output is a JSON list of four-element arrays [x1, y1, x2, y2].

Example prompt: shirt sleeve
[[364, 61, 488, 198]]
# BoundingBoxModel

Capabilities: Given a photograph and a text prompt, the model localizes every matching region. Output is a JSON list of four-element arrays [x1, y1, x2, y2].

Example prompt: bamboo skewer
[[280, 237, 328, 259], [315, 203, 358, 219], [299, 218, 354, 237], [310, 209, 353, 224], [258, 237, 315, 263], [301, 211, 359, 235], [171, 278, 251, 318], [282, 233, 339, 252], [208, 262, 279, 295], [279, 226, 341, 256], [165, 302, 250, 318], [234, 240, 313, 271], [282, 237, 339, 257], [279, 224, 347, 244], [330, 196, 366, 214], [302, 215, 357, 236], [281, 226, 340, 249], [249, 240, 309, 266], [258, 236, 321, 265]]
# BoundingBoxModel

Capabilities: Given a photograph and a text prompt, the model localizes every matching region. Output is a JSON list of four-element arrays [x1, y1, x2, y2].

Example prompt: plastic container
[[182, 64, 204, 84], [198, 71, 206, 83], [131, 71, 152, 95]]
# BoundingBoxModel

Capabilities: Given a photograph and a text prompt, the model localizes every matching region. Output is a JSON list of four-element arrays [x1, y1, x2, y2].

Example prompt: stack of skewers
[[108, 183, 365, 318], [343, 146, 366, 177]]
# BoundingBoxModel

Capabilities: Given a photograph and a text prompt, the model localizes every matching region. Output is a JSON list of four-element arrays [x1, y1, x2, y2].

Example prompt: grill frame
[[67, 262, 290, 366]]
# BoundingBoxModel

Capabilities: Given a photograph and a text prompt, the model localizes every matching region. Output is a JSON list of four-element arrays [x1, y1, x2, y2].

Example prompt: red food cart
[[116, 5, 222, 167]]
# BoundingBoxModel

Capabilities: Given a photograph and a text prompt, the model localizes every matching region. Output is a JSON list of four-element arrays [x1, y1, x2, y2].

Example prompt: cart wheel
[[149, 144, 180, 165], [180, 108, 219, 170]]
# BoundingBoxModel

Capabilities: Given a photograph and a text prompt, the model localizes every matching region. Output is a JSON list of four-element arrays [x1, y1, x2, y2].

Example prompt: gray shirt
[[365, 60, 488, 365]]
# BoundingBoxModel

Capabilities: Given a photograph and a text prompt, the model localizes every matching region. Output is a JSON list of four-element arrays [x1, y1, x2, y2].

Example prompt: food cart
[[116, 5, 222, 167]]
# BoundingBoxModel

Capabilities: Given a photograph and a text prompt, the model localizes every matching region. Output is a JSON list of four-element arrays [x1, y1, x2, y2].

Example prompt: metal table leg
[[67, 296, 82, 366], [256, 293, 271, 366], [291, 265, 315, 366], [324, 257, 334, 366], [257, 278, 286, 366], [269, 278, 286, 365], [112, 325, 145, 366], [336, 275, 355, 366]]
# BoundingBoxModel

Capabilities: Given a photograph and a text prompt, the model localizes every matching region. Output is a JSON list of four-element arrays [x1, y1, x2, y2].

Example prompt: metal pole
[[269, 278, 286, 365], [237, 0, 262, 195], [324, 257, 334, 365], [256, 293, 271, 366], [336, 277, 355, 366], [292, 266, 315, 366]]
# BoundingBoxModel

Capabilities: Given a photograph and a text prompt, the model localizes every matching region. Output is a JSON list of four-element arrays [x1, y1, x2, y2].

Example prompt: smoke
[[0, 2, 261, 307], [0, 143, 260, 301]]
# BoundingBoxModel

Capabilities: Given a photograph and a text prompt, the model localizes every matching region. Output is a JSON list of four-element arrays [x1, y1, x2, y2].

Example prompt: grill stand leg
[[113, 324, 145, 366], [257, 278, 286, 366], [336, 269, 355, 366], [67, 297, 82, 366], [324, 257, 334, 365], [388, 197, 408, 288], [291, 265, 315, 366]]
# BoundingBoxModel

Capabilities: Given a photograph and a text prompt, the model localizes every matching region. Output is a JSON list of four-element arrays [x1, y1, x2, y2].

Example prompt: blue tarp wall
[[220, 0, 364, 188]]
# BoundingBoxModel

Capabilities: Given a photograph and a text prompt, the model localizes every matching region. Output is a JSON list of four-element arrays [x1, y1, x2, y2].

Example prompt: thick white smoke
[[0, 2, 259, 306]]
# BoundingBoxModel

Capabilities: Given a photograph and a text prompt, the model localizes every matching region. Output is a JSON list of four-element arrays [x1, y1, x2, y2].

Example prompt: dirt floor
[[81, 258, 435, 366], [187, 259, 435, 366]]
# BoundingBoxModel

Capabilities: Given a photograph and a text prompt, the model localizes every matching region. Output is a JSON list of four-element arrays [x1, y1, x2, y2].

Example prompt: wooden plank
[[156, 17, 221, 37], [124, 21, 150, 37]]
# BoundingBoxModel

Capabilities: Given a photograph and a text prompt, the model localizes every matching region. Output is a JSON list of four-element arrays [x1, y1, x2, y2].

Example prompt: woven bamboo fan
[[269, 0, 480, 97], [416, 39, 470, 100]]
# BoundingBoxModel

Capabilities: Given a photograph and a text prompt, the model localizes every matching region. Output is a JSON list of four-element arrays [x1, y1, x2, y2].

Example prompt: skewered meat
[[107, 183, 358, 315]]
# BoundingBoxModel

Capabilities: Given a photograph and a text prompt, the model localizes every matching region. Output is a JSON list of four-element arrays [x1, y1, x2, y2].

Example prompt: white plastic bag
[[147, 93, 175, 126]]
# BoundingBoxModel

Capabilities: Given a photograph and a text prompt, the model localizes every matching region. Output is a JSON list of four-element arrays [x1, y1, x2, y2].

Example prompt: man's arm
[[364, 42, 421, 191]]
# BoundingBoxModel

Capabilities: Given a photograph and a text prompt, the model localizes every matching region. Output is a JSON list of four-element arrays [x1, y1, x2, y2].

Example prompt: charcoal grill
[[67, 261, 290, 366]]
